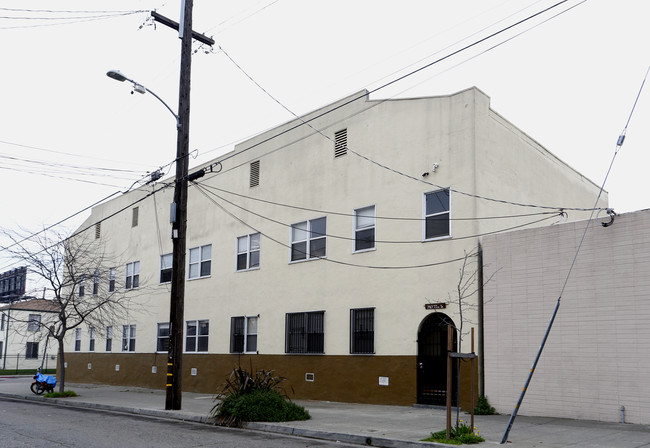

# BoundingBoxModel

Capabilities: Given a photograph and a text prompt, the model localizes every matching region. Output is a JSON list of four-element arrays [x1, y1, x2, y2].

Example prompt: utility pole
[[166, 0, 193, 411], [149, 1, 213, 411]]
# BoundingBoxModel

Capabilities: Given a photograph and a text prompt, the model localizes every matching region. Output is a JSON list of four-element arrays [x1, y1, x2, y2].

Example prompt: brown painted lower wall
[[64, 353, 478, 409]]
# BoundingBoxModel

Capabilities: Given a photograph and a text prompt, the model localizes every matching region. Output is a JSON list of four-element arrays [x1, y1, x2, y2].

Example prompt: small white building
[[0, 298, 58, 371], [63, 88, 606, 408]]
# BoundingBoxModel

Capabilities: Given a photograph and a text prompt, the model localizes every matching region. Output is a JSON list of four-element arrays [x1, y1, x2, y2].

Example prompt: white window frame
[[105, 326, 113, 352], [188, 245, 211, 279], [423, 188, 451, 241], [230, 315, 258, 354], [156, 322, 169, 352], [236, 233, 260, 271], [89, 327, 95, 352], [160, 253, 172, 283], [108, 268, 116, 292], [122, 324, 136, 352], [185, 320, 209, 352], [125, 262, 140, 289], [354, 205, 376, 253], [74, 328, 82, 352], [78, 275, 85, 297], [290, 217, 327, 262]]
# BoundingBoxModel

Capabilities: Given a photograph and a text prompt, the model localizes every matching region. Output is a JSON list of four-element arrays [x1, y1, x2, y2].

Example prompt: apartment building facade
[[62, 88, 606, 407]]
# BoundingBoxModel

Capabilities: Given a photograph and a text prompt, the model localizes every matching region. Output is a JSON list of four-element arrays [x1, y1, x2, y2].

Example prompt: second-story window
[[291, 218, 326, 262], [125, 262, 140, 289], [237, 233, 260, 271], [160, 254, 172, 283], [424, 188, 451, 240], [354, 206, 376, 252], [188, 245, 211, 279], [108, 268, 116, 292], [27, 314, 40, 332]]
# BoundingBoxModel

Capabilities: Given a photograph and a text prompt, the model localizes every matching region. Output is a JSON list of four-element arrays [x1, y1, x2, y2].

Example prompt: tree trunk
[[57, 337, 66, 392]]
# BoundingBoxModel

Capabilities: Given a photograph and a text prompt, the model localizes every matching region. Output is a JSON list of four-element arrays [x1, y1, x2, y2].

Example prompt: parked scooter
[[31, 371, 56, 395]]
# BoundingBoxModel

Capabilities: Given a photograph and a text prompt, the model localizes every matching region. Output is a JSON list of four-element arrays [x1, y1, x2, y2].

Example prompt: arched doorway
[[417, 313, 457, 406]]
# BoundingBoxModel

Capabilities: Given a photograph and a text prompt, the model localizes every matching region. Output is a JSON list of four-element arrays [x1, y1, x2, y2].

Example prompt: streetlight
[[106, 70, 180, 128], [107, 68, 189, 410]]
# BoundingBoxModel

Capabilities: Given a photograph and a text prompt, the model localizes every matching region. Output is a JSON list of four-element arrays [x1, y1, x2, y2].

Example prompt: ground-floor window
[[186, 320, 209, 352], [157, 322, 169, 352], [230, 316, 258, 353], [350, 308, 375, 354], [26, 341, 39, 359], [285, 311, 324, 354], [122, 324, 136, 352]]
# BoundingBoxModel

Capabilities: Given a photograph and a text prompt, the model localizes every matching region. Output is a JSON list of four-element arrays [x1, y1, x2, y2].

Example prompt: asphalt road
[[0, 398, 360, 448]]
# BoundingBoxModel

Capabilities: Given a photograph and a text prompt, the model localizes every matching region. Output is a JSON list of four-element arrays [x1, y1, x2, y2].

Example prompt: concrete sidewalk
[[1, 376, 649, 447]]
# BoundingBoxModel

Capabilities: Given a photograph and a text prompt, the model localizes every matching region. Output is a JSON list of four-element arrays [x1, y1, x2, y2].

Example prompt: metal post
[[446, 325, 453, 439]]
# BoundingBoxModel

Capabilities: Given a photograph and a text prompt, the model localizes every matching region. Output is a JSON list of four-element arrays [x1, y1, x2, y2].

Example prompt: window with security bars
[[291, 218, 326, 261], [250, 160, 260, 187], [424, 188, 451, 240], [230, 316, 258, 353], [285, 311, 324, 354], [334, 129, 347, 158], [350, 308, 375, 354]]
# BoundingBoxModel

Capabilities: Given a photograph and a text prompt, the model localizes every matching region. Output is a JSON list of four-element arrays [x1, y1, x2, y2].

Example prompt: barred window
[[350, 308, 375, 354], [285, 311, 324, 354]]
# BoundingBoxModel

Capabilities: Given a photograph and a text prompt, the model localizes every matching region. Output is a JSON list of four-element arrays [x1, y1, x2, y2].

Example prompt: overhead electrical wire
[[207, 1, 600, 213], [500, 64, 650, 443], [192, 182, 474, 270], [200, 184, 562, 222], [196, 183, 564, 244]]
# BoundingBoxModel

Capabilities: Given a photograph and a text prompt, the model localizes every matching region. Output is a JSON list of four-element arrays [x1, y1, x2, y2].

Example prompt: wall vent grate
[[334, 129, 347, 158], [250, 160, 260, 187]]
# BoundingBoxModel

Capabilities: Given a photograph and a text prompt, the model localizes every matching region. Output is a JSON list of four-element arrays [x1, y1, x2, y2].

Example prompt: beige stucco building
[[63, 88, 606, 408], [483, 208, 650, 424]]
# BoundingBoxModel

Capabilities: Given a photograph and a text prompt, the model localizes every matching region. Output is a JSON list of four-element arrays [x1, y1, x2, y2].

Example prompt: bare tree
[[2, 228, 131, 391]]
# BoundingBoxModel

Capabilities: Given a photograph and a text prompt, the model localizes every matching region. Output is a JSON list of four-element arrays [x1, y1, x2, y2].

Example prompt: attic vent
[[334, 129, 347, 158], [95, 222, 101, 239], [250, 160, 260, 187], [132, 207, 139, 227]]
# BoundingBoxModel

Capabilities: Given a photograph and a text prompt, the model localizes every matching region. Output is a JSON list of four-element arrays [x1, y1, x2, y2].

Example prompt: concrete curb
[[0, 392, 444, 447]]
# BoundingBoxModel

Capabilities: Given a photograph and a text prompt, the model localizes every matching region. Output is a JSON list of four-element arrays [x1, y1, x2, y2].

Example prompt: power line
[[208, 2, 600, 212], [500, 64, 650, 443], [200, 183, 562, 222], [192, 182, 473, 270]]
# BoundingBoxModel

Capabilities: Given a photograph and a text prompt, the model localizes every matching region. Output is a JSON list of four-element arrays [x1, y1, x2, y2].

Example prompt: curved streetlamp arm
[[106, 70, 180, 129]]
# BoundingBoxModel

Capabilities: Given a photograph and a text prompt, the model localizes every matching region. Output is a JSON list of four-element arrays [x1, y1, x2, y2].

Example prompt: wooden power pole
[[154, 0, 213, 411]]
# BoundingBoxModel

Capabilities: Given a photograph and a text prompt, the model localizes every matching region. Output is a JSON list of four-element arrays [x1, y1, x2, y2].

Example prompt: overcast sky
[[1, 0, 648, 271]]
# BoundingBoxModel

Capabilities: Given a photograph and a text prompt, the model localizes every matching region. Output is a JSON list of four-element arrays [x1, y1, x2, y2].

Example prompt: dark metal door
[[417, 313, 457, 406]]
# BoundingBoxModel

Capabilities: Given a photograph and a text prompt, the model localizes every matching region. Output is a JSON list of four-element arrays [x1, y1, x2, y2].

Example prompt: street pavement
[[1, 376, 649, 447]]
